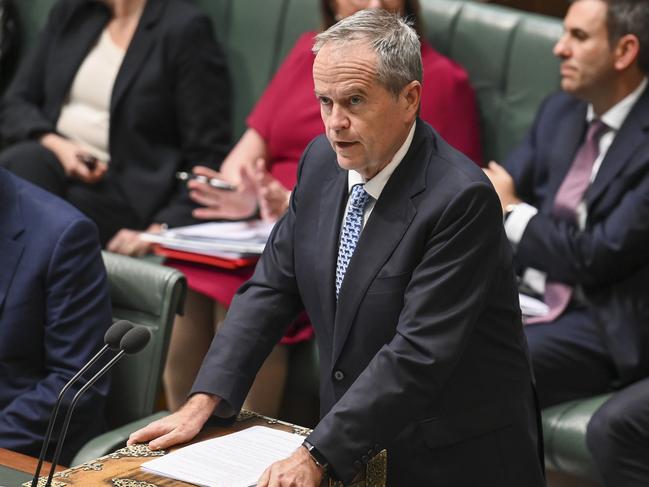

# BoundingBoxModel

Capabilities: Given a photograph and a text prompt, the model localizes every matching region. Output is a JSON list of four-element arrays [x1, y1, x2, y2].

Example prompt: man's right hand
[[39, 133, 107, 184], [127, 393, 220, 450]]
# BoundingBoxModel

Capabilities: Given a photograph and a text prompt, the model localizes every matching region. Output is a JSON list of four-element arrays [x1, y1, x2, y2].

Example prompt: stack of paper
[[141, 426, 305, 487], [140, 221, 275, 259]]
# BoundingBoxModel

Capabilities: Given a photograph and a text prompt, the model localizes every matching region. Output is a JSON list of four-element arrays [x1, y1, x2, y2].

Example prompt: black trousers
[[0, 141, 142, 245], [587, 379, 649, 487]]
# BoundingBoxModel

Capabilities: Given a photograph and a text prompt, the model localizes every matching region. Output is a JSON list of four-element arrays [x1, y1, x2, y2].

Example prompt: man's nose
[[328, 105, 350, 131], [367, 0, 383, 8], [553, 34, 570, 59]]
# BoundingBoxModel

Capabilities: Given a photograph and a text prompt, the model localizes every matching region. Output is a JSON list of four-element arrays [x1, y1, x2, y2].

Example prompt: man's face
[[313, 41, 417, 179], [553, 0, 617, 100]]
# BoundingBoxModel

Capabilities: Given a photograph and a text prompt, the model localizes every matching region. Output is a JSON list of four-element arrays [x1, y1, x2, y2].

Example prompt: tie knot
[[349, 184, 370, 210], [586, 119, 609, 143]]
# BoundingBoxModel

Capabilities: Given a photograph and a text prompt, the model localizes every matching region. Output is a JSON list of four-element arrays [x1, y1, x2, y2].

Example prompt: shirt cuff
[[522, 267, 546, 296], [504, 202, 538, 245]]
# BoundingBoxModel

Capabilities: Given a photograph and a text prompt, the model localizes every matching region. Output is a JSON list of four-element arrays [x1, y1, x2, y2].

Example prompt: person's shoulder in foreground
[[0, 167, 112, 463]]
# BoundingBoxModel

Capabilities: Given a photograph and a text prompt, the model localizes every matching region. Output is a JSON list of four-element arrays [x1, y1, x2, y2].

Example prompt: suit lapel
[[110, 0, 166, 114], [331, 124, 428, 365], [315, 167, 348, 335], [542, 103, 587, 214], [586, 87, 649, 207], [0, 173, 26, 314]]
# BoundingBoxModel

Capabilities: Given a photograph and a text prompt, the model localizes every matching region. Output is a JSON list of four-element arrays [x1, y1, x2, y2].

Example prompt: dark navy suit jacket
[[504, 88, 649, 386], [0, 168, 112, 464], [193, 122, 544, 485]]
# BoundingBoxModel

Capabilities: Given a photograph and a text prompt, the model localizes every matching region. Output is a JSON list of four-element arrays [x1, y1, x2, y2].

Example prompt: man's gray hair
[[312, 9, 423, 96]]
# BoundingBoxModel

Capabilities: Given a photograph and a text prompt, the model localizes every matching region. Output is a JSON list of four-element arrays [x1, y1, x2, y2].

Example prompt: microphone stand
[[30, 344, 111, 487], [43, 350, 127, 487]]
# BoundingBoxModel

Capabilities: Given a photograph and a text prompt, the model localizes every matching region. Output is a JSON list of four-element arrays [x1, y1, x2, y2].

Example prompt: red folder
[[152, 245, 258, 269]]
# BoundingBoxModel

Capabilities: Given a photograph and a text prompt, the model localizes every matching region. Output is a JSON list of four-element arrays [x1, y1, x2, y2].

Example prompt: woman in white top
[[0, 0, 230, 250]]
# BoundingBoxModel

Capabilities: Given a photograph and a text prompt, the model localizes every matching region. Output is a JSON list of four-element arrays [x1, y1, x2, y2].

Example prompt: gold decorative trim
[[111, 479, 159, 487]]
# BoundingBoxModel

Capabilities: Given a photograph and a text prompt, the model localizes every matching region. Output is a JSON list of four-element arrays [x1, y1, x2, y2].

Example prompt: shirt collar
[[586, 77, 648, 130], [347, 121, 416, 200]]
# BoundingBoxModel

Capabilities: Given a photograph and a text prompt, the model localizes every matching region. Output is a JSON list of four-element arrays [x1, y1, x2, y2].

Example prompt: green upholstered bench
[[9, 1, 610, 482]]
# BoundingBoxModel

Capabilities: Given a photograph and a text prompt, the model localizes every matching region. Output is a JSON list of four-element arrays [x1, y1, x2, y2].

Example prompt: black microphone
[[30, 320, 134, 487], [43, 326, 152, 487]]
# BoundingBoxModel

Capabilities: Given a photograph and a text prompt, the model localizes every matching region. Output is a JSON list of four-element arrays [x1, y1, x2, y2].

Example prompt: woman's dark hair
[[320, 0, 424, 37]]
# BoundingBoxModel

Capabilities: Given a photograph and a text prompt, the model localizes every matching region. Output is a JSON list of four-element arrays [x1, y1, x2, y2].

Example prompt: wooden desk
[[0, 448, 63, 486], [23, 411, 386, 487]]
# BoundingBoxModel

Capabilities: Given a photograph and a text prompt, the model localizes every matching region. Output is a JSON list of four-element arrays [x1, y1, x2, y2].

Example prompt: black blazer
[[193, 122, 544, 485], [504, 89, 649, 386], [0, 0, 231, 226]]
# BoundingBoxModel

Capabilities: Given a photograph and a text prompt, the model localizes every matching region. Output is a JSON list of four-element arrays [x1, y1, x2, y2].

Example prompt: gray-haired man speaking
[[130, 9, 544, 486]]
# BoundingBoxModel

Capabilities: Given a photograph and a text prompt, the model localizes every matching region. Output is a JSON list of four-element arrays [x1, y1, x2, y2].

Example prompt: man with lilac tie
[[484, 0, 649, 484]]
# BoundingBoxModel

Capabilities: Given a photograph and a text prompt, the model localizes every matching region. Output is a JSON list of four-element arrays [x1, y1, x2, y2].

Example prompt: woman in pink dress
[[163, 0, 482, 416]]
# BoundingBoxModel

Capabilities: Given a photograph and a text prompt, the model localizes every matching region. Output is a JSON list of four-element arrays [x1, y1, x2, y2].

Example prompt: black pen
[[175, 171, 237, 191]]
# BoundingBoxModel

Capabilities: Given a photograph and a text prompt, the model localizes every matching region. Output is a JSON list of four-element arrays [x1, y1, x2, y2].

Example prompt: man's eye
[[350, 96, 362, 105], [319, 97, 332, 105]]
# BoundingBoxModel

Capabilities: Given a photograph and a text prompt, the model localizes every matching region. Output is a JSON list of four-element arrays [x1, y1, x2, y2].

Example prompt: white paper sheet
[[519, 293, 549, 317], [141, 426, 305, 487]]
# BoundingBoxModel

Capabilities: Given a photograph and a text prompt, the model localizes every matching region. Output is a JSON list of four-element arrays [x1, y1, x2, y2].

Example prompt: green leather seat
[[421, 0, 562, 162], [70, 251, 186, 465]]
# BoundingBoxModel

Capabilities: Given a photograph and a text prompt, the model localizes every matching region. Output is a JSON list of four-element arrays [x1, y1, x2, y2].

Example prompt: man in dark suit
[[130, 9, 544, 487], [484, 0, 649, 485], [0, 167, 112, 464]]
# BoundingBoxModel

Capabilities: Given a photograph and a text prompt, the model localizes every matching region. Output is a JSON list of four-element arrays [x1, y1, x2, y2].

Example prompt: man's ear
[[613, 34, 640, 71], [402, 80, 422, 119]]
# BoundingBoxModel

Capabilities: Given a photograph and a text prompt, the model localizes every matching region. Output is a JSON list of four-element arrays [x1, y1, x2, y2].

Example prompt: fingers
[[127, 419, 175, 446], [192, 206, 226, 220], [192, 165, 223, 178], [106, 229, 151, 256], [188, 185, 223, 207], [257, 466, 271, 487]]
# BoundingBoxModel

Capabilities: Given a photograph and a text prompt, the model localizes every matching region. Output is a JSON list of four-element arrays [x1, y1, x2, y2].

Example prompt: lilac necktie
[[527, 119, 609, 324]]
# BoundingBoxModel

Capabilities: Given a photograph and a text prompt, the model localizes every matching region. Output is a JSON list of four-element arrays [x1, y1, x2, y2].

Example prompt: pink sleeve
[[419, 42, 483, 165], [247, 32, 317, 140]]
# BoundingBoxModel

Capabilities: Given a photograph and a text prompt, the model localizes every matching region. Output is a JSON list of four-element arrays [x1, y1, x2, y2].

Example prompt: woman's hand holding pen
[[189, 165, 258, 220]]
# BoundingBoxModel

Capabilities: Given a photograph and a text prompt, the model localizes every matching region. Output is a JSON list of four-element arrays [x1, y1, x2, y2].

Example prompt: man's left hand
[[483, 161, 521, 211], [257, 446, 325, 487]]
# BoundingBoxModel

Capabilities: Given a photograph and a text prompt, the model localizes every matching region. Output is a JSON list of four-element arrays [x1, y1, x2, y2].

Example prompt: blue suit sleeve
[[0, 217, 112, 462]]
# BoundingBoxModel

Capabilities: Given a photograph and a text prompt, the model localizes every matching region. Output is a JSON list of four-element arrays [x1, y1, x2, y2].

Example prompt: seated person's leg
[[243, 342, 288, 418], [587, 378, 649, 487], [525, 306, 617, 408], [67, 180, 142, 246], [0, 141, 67, 196], [163, 289, 216, 412]]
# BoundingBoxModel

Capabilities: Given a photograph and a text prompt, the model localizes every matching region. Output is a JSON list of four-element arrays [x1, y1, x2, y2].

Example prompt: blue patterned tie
[[336, 184, 371, 298]]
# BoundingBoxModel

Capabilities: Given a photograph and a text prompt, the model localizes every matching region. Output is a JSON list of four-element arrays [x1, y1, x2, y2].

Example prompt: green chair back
[[101, 251, 186, 429], [421, 0, 562, 162]]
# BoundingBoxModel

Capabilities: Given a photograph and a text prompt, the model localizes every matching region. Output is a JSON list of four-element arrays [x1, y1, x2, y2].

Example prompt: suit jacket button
[[333, 370, 345, 381]]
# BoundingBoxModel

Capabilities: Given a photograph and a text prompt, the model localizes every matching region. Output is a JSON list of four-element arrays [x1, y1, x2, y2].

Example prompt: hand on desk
[[257, 445, 324, 487], [127, 393, 219, 450]]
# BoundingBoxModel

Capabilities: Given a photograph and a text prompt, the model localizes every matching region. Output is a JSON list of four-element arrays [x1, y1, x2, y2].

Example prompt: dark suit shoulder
[[9, 172, 93, 233]]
